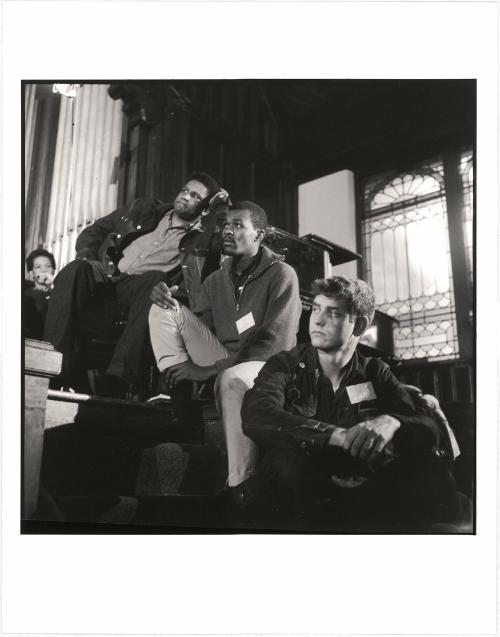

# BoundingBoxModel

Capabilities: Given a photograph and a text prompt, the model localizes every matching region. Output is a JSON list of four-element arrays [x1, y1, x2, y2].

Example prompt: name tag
[[346, 382, 377, 404], [236, 312, 255, 334]]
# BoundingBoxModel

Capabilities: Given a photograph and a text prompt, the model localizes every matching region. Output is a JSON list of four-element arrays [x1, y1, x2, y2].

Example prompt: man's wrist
[[328, 426, 348, 447], [202, 364, 217, 380]]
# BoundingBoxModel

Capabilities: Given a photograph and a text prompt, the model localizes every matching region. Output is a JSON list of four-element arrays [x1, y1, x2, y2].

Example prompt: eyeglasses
[[179, 187, 203, 203]]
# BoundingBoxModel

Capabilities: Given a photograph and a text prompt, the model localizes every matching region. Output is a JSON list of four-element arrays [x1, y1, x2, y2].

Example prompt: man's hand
[[163, 361, 217, 389], [342, 414, 400, 465], [150, 282, 180, 310]]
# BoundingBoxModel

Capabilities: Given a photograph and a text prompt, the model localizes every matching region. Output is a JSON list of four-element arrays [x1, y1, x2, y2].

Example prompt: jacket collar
[[221, 244, 284, 276], [294, 344, 369, 382]]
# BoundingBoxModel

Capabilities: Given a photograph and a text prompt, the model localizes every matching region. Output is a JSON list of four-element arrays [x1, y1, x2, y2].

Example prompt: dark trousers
[[43, 260, 170, 389], [253, 448, 458, 532]]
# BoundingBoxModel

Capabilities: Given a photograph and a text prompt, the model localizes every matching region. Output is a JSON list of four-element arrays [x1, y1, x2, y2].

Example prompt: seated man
[[25, 248, 57, 339], [148, 201, 302, 495], [241, 276, 459, 532], [43, 171, 226, 396]]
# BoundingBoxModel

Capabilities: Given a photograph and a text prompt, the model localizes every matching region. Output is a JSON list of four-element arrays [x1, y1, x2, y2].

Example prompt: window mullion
[[442, 149, 473, 359]]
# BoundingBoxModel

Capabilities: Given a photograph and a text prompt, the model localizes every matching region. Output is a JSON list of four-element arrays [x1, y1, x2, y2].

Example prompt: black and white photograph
[[22, 79, 476, 535], [2, 2, 497, 635]]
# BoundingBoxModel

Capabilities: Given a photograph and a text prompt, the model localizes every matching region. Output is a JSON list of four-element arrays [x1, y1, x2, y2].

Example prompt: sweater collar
[[221, 244, 284, 275]]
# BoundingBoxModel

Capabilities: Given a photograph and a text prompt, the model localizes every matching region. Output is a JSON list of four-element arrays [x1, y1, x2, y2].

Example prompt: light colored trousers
[[149, 304, 265, 486]]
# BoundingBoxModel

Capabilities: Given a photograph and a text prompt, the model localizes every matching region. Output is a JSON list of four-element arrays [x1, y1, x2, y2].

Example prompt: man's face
[[173, 179, 209, 221], [309, 294, 357, 352], [221, 209, 261, 257]]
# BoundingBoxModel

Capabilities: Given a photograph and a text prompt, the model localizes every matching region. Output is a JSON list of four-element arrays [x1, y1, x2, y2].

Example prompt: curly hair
[[187, 171, 219, 196], [311, 276, 375, 321], [26, 248, 56, 272]]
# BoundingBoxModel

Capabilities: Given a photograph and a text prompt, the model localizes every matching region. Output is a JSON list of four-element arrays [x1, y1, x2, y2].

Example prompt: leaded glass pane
[[365, 161, 445, 213], [362, 160, 459, 360]]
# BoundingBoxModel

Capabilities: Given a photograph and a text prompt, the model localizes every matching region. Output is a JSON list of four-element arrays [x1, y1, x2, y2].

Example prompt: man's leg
[[108, 271, 173, 388], [214, 361, 266, 488], [43, 259, 108, 387], [148, 303, 229, 371], [148, 304, 229, 438]]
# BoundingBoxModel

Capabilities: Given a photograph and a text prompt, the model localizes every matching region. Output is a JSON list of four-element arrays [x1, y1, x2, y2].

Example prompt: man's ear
[[353, 315, 370, 337], [254, 228, 265, 242]]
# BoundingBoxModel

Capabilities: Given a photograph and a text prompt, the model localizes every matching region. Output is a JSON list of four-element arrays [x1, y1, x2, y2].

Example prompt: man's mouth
[[310, 331, 325, 336]]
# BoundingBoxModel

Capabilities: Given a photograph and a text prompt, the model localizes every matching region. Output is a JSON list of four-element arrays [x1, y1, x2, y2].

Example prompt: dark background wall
[[108, 80, 475, 235]]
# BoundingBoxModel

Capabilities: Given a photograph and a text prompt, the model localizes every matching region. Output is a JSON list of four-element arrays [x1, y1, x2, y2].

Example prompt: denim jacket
[[242, 343, 441, 457]]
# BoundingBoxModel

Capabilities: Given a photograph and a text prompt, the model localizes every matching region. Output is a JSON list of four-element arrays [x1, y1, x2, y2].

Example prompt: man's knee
[[54, 258, 92, 284], [148, 303, 182, 330], [215, 366, 252, 402]]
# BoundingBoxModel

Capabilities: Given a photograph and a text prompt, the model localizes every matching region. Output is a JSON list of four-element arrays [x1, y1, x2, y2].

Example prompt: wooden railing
[[394, 357, 474, 405]]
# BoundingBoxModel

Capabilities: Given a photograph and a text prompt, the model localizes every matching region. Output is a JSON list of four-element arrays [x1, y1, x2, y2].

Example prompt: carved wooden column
[[24, 339, 62, 519]]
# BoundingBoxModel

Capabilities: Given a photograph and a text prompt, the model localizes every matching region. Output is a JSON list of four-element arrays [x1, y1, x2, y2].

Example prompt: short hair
[[187, 171, 219, 196], [26, 248, 56, 272], [311, 276, 375, 321], [229, 201, 268, 233]]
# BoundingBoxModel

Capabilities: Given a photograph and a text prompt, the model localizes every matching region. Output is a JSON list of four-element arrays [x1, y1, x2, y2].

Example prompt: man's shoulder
[[351, 350, 393, 387], [127, 198, 171, 215], [266, 343, 314, 369]]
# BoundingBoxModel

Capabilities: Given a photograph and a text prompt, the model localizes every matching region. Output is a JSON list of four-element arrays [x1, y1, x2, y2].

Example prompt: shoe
[[94, 373, 130, 399], [227, 478, 257, 509]]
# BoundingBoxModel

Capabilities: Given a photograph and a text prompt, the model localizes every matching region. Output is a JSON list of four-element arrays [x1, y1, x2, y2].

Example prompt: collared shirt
[[118, 211, 197, 275], [315, 357, 353, 423]]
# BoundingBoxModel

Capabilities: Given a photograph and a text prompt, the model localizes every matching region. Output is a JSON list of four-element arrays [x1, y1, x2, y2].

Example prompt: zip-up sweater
[[199, 245, 302, 371]]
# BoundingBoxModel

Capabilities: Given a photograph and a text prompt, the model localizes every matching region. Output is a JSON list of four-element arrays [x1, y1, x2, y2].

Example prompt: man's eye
[[192, 193, 202, 202]]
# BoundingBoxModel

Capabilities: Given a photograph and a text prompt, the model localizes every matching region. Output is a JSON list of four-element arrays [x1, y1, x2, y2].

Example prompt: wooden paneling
[[110, 82, 298, 232]]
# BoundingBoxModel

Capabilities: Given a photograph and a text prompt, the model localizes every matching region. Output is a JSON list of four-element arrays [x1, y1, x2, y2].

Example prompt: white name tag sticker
[[236, 312, 255, 334], [346, 382, 377, 404]]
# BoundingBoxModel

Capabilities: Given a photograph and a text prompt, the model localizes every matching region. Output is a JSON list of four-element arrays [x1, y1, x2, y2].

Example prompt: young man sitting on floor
[[241, 275, 465, 532]]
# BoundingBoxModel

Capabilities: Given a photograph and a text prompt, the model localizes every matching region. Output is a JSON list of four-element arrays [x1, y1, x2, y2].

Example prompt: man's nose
[[223, 225, 234, 236], [313, 311, 326, 325]]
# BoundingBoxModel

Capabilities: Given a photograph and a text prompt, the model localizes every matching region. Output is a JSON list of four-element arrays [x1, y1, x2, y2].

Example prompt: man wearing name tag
[[241, 276, 459, 531], [148, 201, 302, 497]]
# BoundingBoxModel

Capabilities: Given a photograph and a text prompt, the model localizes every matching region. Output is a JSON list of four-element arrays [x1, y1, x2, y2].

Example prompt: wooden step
[[40, 390, 226, 511]]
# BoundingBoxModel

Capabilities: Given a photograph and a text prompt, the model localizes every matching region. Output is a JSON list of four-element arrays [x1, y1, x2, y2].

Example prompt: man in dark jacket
[[148, 201, 302, 495], [43, 171, 226, 396], [241, 276, 458, 531]]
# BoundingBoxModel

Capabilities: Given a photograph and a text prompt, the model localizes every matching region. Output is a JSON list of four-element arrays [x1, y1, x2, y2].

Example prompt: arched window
[[362, 160, 459, 360]]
